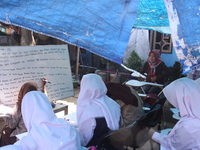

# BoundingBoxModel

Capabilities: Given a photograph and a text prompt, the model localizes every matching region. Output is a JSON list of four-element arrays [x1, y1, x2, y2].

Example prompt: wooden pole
[[75, 47, 80, 80]]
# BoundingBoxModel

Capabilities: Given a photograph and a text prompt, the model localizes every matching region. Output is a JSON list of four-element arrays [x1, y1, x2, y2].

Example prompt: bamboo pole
[[75, 47, 80, 80]]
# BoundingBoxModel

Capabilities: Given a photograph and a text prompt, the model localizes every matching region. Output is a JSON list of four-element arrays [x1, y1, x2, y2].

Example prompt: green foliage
[[124, 51, 143, 71]]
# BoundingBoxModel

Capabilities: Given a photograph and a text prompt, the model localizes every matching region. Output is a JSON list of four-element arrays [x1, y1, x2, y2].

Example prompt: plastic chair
[[142, 96, 167, 130], [129, 104, 161, 150], [96, 104, 161, 150], [149, 97, 167, 130], [151, 96, 166, 110]]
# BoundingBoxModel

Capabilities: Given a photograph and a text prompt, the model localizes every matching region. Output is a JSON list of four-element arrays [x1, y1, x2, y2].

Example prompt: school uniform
[[0, 91, 83, 150], [152, 78, 200, 149], [77, 74, 121, 147]]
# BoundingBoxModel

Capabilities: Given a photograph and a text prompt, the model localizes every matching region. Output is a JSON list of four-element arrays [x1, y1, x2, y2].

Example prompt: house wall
[[161, 47, 178, 67]]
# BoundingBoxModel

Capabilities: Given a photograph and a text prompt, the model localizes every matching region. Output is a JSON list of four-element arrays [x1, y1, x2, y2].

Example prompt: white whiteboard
[[0, 45, 74, 107]]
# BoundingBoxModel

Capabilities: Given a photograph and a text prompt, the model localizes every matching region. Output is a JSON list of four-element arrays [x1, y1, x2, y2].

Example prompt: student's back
[[0, 91, 83, 150], [77, 74, 121, 147]]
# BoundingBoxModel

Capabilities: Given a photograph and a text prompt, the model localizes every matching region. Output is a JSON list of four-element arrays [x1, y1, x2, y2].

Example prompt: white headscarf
[[77, 73, 120, 131], [20, 91, 82, 150], [163, 77, 200, 119], [163, 77, 200, 145]]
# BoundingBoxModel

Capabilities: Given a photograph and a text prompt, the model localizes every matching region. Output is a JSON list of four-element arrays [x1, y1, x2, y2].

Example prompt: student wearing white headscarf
[[77, 74, 121, 147], [148, 78, 200, 149], [0, 91, 83, 150]]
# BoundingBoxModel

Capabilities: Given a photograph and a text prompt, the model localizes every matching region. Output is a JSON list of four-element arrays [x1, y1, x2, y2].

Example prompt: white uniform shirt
[[152, 78, 200, 150], [77, 74, 121, 146]]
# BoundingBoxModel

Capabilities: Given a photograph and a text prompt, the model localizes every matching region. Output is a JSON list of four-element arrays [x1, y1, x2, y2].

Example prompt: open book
[[0, 104, 13, 117], [62, 112, 78, 128]]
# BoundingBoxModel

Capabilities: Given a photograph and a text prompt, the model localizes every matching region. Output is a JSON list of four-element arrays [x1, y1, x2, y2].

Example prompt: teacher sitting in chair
[[140, 50, 171, 94]]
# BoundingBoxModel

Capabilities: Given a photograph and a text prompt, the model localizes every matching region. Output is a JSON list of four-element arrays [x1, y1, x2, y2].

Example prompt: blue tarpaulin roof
[[133, 0, 170, 34], [0, 0, 200, 74], [164, 0, 200, 74], [0, 0, 139, 65]]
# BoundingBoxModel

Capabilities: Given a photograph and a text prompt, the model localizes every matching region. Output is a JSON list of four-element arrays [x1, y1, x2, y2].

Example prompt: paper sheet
[[160, 128, 172, 135], [160, 128, 172, 150], [16, 132, 28, 140], [170, 108, 180, 119], [0, 104, 13, 115], [62, 112, 78, 127]]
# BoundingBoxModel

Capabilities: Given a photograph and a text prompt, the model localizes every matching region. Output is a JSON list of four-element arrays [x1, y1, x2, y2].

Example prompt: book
[[0, 104, 13, 116], [62, 112, 78, 127], [170, 108, 180, 119]]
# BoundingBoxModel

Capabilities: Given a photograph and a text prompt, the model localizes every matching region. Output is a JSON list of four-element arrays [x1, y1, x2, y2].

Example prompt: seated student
[[0, 91, 83, 150], [140, 50, 171, 94], [76, 74, 121, 147], [148, 78, 200, 149], [0, 81, 42, 147], [105, 82, 145, 126], [0, 78, 48, 147]]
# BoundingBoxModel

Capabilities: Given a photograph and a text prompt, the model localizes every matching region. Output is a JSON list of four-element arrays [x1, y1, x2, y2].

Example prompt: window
[[150, 31, 172, 54]]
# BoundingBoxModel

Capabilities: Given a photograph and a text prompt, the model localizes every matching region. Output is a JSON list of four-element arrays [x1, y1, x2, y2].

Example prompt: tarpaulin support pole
[[75, 47, 80, 80]]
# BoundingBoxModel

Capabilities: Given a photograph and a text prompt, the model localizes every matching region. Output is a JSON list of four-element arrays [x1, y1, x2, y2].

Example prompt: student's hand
[[64, 118, 70, 121], [41, 78, 47, 93], [150, 76, 157, 82], [42, 78, 47, 86], [148, 128, 156, 138]]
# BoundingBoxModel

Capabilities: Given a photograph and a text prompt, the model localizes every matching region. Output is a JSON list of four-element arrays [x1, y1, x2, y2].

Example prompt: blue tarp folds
[[0, 0, 139, 65], [1, 0, 200, 74], [134, 0, 170, 34], [134, 0, 200, 74], [164, 0, 200, 74]]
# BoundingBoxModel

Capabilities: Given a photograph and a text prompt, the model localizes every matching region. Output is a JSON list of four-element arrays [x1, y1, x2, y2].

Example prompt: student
[[0, 79, 47, 147], [140, 50, 171, 94], [148, 78, 200, 149], [0, 82, 39, 147], [105, 82, 145, 126], [0, 91, 83, 150], [76, 74, 121, 147]]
